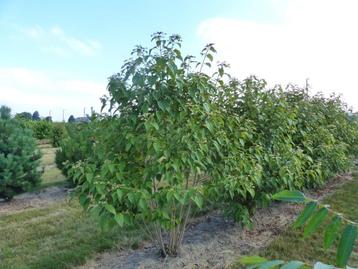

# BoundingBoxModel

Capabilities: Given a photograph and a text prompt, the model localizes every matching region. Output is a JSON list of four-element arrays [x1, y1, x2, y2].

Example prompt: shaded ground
[[77, 173, 353, 269], [0, 186, 68, 215]]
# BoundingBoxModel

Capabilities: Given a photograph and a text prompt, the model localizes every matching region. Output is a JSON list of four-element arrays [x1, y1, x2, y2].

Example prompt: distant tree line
[[13, 111, 91, 123]]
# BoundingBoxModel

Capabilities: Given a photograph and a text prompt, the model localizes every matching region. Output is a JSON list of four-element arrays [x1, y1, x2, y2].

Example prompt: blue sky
[[1, 0, 358, 120]]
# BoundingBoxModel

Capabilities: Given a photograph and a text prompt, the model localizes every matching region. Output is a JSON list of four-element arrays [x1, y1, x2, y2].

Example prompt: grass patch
[[0, 200, 144, 269], [0, 143, 144, 268], [41, 167, 67, 188], [38, 143, 66, 188], [232, 173, 358, 268], [40, 148, 57, 167]]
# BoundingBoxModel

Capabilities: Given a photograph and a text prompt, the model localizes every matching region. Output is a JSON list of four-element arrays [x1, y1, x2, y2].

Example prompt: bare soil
[[78, 173, 352, 269], [0, 186, 69, 215]]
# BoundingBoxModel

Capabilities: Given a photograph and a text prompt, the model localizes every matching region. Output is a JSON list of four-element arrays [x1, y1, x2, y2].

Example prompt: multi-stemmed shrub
[[0, 106, 42, 200], [70, 34, 250, 256], [56, 33, 358, 256]]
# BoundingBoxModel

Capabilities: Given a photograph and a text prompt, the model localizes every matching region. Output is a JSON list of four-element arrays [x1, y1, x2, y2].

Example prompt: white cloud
[[22, 25, 44, 39], [21, 25, 101, 57], [0, 68, 107, 121], [197, 0, 358, 110]]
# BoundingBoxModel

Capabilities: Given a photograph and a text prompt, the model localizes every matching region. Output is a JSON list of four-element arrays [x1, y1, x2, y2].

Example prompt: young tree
[[68, 115, 75, 123], [45, 116, 52, 122], [72, 33, 247, 256], [32, 111, 40, 121], [15, 112, 32, 121], [0, 107, 42, 200], [0, 105, 11, 120]]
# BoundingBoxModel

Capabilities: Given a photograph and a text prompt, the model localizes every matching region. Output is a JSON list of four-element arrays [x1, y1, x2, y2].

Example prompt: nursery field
[[0, 145, 358, 268], [2, 34, 358, 269]]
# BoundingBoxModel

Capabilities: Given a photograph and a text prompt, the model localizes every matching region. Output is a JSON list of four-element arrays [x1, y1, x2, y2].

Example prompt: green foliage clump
[[32, 111, 40, 121], [18, 117, 67, 146], [0, 106, 42, 200], [68, 115, 75, 123], [26, 120, 53, 140], [51, 122, 66, 147], [0, 105, 11, 120], [15, 111, 32, 121], [238, 189, 358, 268], [57, 33, 358, 256], [55, 122, 95, 178]]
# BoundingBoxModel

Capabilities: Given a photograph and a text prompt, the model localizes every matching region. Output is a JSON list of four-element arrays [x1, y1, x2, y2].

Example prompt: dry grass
[[38, 144, 66, 188], [232, 171, 358, 268], [0, 143, 144, 269], [0, 200, 143, 269]]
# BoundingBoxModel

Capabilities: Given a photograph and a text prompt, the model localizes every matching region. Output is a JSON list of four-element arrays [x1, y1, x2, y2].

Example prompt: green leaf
[[203, 103, 210, 113], [104, 204, 116, 215], [79, 194, 89, 208], [116, 189, 124, 200], [272, 190, 306, 203], [127, 192, 136, 204], [153, 142, 161, 153], [192, 195, 203, 209], [138, 198, 147, 210], [114, 213, 124, 227], [323, 215, 342, 249], [281, 261, 305, 269], [99, 215, 111, 231], [125, 143, 131, 152], [303, 207, 328, 237], [207, 53, 213, 62], [158, 100, 168, 111], [151, 122, 160, 130], [205, 121, 214, 133], [239, 256, 268, 265], [293, 201, 318, 229], [258, 260, 285, 269], [108, 164, 115, 174], [336, 224, 357, 267]]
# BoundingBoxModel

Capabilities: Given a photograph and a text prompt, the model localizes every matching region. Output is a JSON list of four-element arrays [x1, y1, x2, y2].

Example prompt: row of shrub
[[19, 120, 67, 147], [0, 106, 43, 200], [55, 33, 358, 256]]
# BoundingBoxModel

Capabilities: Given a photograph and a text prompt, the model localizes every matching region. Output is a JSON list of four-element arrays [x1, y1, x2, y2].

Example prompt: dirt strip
[[0, 186, 69, 215], [78, 173, 352, 269]]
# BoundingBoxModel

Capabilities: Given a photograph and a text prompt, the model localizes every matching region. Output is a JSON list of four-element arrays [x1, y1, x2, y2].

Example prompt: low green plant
[[55, 122, 95, 178], [0, 106, 43, 200], [239, 190, 358, 268], [51, 122, 66, 147], [26, 120, 53, 140]]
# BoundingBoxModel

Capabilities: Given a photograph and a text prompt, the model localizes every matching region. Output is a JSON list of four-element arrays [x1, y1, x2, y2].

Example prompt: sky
[[1, 0, 358, 121]]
